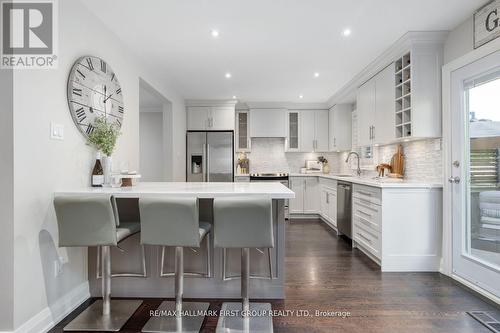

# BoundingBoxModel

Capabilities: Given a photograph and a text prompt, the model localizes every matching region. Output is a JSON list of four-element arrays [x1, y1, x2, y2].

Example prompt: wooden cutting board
[[390, 145, 405, 177]]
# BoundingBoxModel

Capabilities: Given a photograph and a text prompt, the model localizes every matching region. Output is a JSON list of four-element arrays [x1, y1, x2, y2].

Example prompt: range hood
[[249, 108, 286, 138]]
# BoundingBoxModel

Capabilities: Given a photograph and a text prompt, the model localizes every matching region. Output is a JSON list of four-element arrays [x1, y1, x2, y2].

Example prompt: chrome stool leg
[[142, 247, 209, 333], [64, 246, 141, 331], [217, 248, 273, 333]]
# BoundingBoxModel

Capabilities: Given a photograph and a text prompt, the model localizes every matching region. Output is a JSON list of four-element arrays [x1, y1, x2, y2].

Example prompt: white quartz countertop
[[289, 173, 442, 189], [55, 182, 295, 199]]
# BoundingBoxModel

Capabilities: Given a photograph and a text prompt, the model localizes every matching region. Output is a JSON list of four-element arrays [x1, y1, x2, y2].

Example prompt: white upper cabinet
[[250, 109, 286, 137], [300, 111, 315, 152], [187, 104, 235, 131], [354, 34, 444, 146], [314, 110, 329, 152], [356, 79, 376, 147], [187, 106, 211, 130], [235, 111, 250, 152], [329, 104, 352, 152], [374, 65, 396, 145], [288, 110, 329, 152], [210, 107, 235, 130], [356, 64, 396, 146]]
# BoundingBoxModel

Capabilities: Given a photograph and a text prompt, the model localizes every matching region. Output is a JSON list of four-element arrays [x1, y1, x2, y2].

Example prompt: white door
[[451, 49, 500, 298], [356, 79, 375, 147], [210, 107, 235, 130], [289, 178, 304, 214], [187, 106, 209, 130], [314, 110, 329, 152], [374, 64, 396, 145], [300, 111, 315, 152], [304, 177, 319, 213]]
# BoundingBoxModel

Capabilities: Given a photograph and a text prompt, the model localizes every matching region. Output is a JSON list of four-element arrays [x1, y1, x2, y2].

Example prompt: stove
[[250, 172, 289, 219], [250, 172, 289, 181]]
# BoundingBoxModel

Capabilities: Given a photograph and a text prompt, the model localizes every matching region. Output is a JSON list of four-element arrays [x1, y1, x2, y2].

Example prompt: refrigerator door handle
[[202, 143, 207, 182], [206, 143, 210, 182]]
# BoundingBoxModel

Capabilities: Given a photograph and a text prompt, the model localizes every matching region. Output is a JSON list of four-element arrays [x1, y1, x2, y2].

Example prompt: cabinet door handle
[[334, 137, 336, 146], [369, 126, 372, 140], [326, 193, 329, 204], [372, 126, 375, 140]]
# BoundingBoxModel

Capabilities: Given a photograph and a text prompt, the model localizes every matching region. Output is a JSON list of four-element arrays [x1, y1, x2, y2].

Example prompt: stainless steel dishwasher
[[337, 181, 352, 238]]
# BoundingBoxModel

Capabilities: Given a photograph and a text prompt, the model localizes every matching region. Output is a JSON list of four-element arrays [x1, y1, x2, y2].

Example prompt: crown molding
[[185, 99, 238, 107]]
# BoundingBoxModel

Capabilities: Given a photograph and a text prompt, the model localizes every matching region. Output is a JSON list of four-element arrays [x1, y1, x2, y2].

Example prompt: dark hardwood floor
[[51, 219, 500, 333]]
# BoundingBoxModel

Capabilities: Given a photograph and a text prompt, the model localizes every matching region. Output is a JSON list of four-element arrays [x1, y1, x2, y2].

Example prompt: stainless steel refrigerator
[[186, 131, 234, 182]]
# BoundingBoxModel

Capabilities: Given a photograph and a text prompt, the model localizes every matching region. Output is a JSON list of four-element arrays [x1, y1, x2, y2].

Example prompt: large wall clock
[[67, 55, 124, 137]]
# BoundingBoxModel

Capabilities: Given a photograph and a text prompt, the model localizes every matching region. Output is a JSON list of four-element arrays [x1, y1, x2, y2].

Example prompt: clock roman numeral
[[100, 60, 107, 73], [110, 73, 115, 81], [75, 107, 86, 122], [86, 57, 94, 71], [86, 124, 95, 135], [116, 88, 121, 95], [115, 119, 122, 127], [76, 69, 85, 78], [118, 106, 124, 113], [72, 88, 82, 96]]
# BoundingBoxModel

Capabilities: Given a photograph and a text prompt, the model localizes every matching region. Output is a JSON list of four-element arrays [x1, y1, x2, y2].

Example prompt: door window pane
[[466, 75, 500, 268]]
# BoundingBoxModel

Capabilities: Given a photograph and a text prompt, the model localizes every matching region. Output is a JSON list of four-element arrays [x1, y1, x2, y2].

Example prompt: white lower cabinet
[[352, 185, 382, 260], [319, 179, 337, 228], [289, 176, 319, 214], [352, 183, 442, 272]]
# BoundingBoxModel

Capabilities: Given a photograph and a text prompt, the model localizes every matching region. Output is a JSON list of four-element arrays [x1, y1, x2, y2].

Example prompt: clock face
[[67, 56, 124, 137]]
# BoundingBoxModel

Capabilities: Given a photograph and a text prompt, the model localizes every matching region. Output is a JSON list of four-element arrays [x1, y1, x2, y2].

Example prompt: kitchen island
[[55, 182, 295, 299]]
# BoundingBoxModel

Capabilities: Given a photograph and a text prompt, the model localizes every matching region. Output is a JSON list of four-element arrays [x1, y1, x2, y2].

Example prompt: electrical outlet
[[50, 122, 64, 140]]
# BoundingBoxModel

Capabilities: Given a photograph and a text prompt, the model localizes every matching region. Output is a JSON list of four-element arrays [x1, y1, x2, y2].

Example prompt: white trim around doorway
[[442, 37, 500, 305]]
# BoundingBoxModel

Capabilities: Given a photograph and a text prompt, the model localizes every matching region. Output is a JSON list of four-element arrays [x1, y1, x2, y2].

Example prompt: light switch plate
[[50, 122, 64, 140]]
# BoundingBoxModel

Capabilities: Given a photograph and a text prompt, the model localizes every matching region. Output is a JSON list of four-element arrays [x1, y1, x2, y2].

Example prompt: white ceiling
[[82, 0, 486, 103]]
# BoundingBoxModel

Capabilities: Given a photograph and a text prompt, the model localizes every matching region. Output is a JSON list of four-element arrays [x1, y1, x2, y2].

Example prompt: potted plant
[[87, 116, 121, 185], [318, 156, 330, 174]]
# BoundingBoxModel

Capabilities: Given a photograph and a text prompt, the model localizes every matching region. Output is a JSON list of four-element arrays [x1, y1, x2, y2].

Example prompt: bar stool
[[213, 196, 274, 333], [54, 195, 142, 332], [139, 196, 211, 333]]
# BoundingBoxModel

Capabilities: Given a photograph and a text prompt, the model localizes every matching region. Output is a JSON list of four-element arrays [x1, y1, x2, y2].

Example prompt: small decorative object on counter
[[86, 116, 121, 186], [91, 152, 104, 187], [318, 156, 329, 174], [388, 145, 405, 178], [112, 172, 141, 187], [237, 152, 249, 174], [376, 163, 392, 177]]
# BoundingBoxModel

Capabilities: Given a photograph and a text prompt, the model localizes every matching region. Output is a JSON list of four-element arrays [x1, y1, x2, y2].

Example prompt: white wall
[[11, 0, 186, 330], [0, 67, 14, 331], [444, 17, 474, 64], [140, 111, 165, 181]]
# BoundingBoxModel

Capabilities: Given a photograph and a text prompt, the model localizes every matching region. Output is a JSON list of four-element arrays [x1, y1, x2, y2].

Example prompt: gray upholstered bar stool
[[213, 196, 274, 333], [139, 197, 211, 333], [54, 195, 143, 332]]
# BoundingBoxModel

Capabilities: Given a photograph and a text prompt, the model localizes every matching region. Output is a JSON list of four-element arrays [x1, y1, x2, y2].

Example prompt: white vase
[[102, 155, 113, 186]]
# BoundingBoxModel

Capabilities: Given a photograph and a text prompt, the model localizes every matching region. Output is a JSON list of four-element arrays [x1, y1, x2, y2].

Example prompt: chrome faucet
[[345, 151, 362, 176]]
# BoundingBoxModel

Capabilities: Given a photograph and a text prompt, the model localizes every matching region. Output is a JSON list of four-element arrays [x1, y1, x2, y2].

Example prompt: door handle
[[448, 176, 460, 184], [202, 144, 207, 182], [206, 144, 210, 182]]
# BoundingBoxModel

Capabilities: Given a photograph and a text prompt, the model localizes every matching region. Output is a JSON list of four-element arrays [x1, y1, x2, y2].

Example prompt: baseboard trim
[[14, 282, 90, 333]]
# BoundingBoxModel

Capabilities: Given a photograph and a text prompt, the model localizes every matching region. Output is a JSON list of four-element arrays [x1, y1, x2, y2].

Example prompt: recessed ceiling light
[[225, 72, 232, 79], [299, 94, 304, 99], [342, 28, 352, 37], [232, 95, 237, 99], [211, 29, 219, 38], [314, 72, 320, 78]]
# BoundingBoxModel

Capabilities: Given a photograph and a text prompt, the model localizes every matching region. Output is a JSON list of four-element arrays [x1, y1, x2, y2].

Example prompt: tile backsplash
[[239, 137, 443, 183], [338, 139, 443, 182], [238, 138, 339, 173]]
